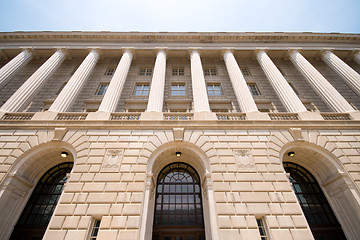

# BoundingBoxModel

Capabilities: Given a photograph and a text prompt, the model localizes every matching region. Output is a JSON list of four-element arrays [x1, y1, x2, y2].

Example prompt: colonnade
[[0, 47, 360, 118]]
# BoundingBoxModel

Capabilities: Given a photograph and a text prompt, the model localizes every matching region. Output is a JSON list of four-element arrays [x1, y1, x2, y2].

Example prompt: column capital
[[255, 47, 269, 53], [55, 47, 72, 60], [87, 47, 102, 59], [20, 47, 40, 59], [122, 47, 136, 60], [287, 48, 302, 55], [319, 48, 334, 57], [154, 47, 167, 58], [189, 47, 201, 55]]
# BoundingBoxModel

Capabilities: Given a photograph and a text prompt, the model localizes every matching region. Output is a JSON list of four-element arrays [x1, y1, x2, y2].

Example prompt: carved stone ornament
[[101, 149, 123, 171], [234, 149, 255, 170]]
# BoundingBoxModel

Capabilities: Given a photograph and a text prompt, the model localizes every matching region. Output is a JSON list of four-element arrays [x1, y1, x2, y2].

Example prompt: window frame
[[89, 219, 101, 240], [133, 83, 150, 96], [95, 83, 109, 96], [139, 67, 153, 76], [171, 83, 186, 96], [247, 83, 261, 96], [206, 83, 223, 96], [240, 67, 251, 76], [203, 67, 217, 76], [105, 67, 115, 76], [172, 67, 185, 76]]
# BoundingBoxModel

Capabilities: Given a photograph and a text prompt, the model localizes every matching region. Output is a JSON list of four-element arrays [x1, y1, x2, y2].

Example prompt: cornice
[[0, 32, 359, 44]]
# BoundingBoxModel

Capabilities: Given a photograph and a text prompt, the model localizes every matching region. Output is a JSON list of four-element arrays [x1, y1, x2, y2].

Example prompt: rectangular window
[[172, 68, 184, 76], [105, 67, 115, 76], [95, 83, 109, 96], [89, 219, 101, 240], [204, 67, 217, 76], [257, 219, 268, 240], [248, 83, 261, 96], [207, 84, 222, 96], [241, 67, 251, 76], [171, 83, 186, 96], [134, 83, 150, 96], [139, 68, 152, 76]]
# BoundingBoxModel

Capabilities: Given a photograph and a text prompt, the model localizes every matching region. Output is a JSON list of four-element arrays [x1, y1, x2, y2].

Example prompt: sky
[[0, 0, 359, 33]]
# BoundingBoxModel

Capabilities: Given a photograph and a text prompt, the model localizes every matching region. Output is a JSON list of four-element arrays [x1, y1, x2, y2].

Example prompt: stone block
[[64, 230, 87, 240], [127, 182, 145, 192], [32, 111, 58, 120], [247, 203, 270, 215], [111, 216, 127, 228], [87, 193, 117, 203], [218, 216, 232, 228], [234, 203, 247, 214], [246, 111, 271, 120], [74, 204, 88, 215], [291, 215, 308, 228], [122, 204, 142, 215], [245, 215, 258, 228], [241, 192, 270, 202], [281, 203, 303, 214], [83, 183, 106, 192], [269, 203, 283, 214], [118, 230, 138, 240], [63, 216, 80, 229], [105, 182, 127, 192], [140, 111, 163, 120], [265, 215, 279, 228], [193, 112, 218, 120], [220, 229, 241, 240], [100, 216, 112, 229], [55, 204, 76, 216], [240, 229, 261, 240], [43, 230, 67, 240], [85, 111, 111, 120], [213, 182, 230, 192], [127, 216, 140, 228], [78, 216, 92, 229], [230, 216, 247, 228], [270, 229, 293, 240], [73, 193, 88, 203], [290, 229, 314, 240], [48, 216, 65, 229], [87, 204, 111, 216], [110, 204, 124, 215], [252, 182, 274, 191], [97, 230, 118, 240], [277, 215, 294, 228]]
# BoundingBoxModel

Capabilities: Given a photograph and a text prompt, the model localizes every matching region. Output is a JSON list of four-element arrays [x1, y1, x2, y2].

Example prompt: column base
[[0, 112, 5, 120], [193, 112, 218, 121], [85, 112, 111, 121], [140, 112, 164, 120], [246, 111, 271, 120], [297, 111, 324, 120], [32, 111, 58, 120], [349, 111, 360, 120]]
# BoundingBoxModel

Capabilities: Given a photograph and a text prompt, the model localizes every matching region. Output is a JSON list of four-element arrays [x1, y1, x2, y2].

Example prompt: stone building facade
[[0, 32, 359, 240]]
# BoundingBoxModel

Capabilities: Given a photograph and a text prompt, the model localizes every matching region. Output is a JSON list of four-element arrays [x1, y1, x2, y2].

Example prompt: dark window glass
[[284, 162, 347, 240], [153, 162, 205, 240], [10, 162, 73, 240]]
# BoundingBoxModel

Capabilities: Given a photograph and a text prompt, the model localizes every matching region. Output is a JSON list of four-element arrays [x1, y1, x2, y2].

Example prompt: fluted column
[[256, 50, 307, 113], [146, 49, 166, 112], [190, 49, 211, 112], [0, 49, 33, 89], [98, 49, 133, 112], [354, 51, 360, 65], [49, 49, 99, 112], [321, 50, 360, 96], [0, 49, 66, 112], [223, 50, 258, 113], [289, 50, 355, 113]]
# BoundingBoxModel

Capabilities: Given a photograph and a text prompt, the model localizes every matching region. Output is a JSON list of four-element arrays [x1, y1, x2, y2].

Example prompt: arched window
[[153, 162, 205, 240], [283, 162, 346, 240], [10, 162, 73, 240]]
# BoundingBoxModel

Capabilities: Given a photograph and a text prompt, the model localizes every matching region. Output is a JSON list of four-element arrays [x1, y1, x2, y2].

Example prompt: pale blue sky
[[0, 0, 359, 33]]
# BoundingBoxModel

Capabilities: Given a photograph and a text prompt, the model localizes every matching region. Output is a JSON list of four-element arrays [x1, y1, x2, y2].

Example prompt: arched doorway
[[284, 162, 346, 240], [153, 162, 205, 240], [9, 162, 73, 240]]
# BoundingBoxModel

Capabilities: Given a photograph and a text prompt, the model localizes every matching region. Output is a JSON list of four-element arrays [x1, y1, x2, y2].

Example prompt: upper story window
[[172, 67, 184, 76], [257, 219, 268, 240], [105, 67, 115, 76], [207, 84, 222, 96], [89, 219, 101, 240], [171, 83, 186, 96], [248, 83, 261, 96], [95, 83, 109, 96], [139, 68, 152, 76], [241, 67, 251, 76], [134, 83, 150, 96], [204, 67, 217, 76]]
